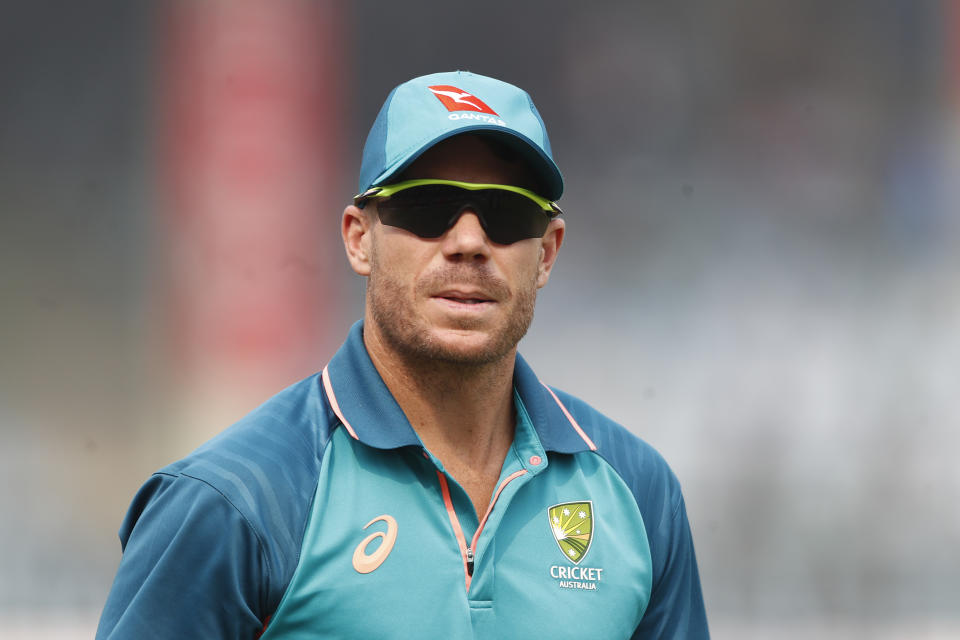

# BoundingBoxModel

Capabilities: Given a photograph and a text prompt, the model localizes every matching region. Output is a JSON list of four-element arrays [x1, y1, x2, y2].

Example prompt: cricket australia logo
[[548, 501, 594, 563], [547, 501, 604, 591]]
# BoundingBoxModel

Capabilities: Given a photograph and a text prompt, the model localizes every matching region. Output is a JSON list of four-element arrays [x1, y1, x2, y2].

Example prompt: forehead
[[399, 134, 539, 190]]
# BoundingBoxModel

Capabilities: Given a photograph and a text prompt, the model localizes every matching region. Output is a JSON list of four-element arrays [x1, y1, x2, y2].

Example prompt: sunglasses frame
[[354, 179, 563, 217]]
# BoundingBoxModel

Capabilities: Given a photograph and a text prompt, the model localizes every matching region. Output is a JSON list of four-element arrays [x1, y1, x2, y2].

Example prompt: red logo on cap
[[428, 85, 499, 115]]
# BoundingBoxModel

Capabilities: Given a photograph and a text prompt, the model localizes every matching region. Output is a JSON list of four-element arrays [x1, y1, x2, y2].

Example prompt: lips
[[433, 289, 496, 305], [419, 269, 509, 309]]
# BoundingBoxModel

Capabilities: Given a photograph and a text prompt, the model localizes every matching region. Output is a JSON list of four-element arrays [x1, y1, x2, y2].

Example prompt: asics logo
[[352, 514, 398, 574], [428, 85, 499, 115]]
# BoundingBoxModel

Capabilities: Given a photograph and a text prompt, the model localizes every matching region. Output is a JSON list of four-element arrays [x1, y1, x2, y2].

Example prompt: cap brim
[[371, 125, 564, 201]]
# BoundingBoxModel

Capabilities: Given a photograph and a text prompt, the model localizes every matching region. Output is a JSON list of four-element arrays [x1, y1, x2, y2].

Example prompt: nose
[[440, 209, 491, 261]]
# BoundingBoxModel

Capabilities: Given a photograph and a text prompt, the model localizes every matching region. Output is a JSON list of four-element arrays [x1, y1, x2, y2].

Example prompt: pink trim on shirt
[[470, 469, 527, 556], [436, 471, 472, 591], [321, 366, 359, 440], [540, 382, 597, 451], [437, 468, 529, 593]]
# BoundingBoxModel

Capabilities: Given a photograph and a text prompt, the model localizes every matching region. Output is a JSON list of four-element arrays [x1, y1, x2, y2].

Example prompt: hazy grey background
[[2, 1, 958, 638]]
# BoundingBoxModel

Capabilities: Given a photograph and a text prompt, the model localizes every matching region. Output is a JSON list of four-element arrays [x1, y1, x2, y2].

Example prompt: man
[[97, 71, 709, 639]]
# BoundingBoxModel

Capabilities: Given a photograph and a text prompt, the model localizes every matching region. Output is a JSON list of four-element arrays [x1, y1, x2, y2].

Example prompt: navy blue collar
[[323, 321, 594, 454]]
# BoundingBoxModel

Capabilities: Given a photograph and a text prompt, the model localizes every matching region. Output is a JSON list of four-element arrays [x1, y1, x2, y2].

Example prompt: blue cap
[[358, 71, 563, 201]]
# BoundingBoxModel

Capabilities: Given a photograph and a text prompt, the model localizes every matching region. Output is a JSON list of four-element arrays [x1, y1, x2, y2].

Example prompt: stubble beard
[[367, 257, 538, 369]]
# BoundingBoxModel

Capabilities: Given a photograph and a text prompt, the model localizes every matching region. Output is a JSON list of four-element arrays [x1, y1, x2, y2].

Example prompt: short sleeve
[[632, 496, 709, 639], [96, 472, 269, 639]]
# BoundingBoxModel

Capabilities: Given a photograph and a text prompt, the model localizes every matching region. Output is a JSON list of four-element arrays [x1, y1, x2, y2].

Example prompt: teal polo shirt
[[97, 322, 709, 639]]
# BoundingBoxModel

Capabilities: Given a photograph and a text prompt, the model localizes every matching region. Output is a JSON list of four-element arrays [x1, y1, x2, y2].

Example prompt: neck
[[362, 321, 517, 470]]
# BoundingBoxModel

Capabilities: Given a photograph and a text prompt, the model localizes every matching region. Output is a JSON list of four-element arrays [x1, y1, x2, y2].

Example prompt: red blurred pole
[[157, 0, 345, 431]]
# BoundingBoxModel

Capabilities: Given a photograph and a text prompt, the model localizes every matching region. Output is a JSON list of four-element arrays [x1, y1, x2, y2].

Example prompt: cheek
[[511, 248, 545, 285], [369, 234, 432, 283]]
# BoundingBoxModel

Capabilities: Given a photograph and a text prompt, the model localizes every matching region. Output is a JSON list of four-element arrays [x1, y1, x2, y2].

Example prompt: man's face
[[350, 134, 564, 367]]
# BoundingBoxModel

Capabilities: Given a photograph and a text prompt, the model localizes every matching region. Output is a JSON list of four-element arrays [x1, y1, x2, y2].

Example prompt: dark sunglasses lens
[[377, 185, 463, 238], [377, 185, 549, 244], [480, 190, 550, 243]]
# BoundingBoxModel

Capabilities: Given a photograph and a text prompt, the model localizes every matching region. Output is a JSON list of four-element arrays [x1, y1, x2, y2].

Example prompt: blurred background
[[1, 0, 958, 638]]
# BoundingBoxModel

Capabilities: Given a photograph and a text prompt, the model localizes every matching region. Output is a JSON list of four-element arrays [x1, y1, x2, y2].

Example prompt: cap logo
[[428, 85, 499, 115]]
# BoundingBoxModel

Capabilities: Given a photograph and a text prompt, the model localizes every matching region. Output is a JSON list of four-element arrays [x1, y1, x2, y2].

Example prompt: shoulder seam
[[288, 429, 335, 591], [584, 448, 644, 514]]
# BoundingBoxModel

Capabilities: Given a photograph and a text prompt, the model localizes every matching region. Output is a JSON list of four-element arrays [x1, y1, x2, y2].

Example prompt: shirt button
[[529, 455, 542, 466]]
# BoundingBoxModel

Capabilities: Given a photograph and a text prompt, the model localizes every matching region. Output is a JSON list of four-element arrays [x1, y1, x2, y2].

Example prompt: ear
[[342, 204, 374, 276], [536, 217, 565, 288]]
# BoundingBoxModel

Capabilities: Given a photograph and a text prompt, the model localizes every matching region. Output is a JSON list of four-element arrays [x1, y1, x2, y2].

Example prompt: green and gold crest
[[547, 501, 594, 564]]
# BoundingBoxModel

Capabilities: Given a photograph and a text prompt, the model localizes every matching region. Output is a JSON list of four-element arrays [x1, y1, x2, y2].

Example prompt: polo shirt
[[97, 321, 709, 639]]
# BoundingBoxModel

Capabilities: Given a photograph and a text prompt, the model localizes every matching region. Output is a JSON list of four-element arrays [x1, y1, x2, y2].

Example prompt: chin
[[416, 327, 517, 366], [367, 274, 537, 368]]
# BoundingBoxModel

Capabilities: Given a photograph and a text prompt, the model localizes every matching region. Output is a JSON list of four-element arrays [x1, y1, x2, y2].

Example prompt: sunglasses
[[354, 179, 562, 245]]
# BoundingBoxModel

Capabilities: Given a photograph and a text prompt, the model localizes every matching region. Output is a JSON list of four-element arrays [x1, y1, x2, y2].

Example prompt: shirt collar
[[322, 321, 595, 454]]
